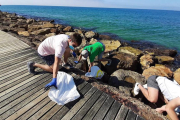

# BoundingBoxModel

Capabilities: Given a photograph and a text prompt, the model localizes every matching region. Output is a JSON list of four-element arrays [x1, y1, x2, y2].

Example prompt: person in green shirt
[[76, 42, 112, 72]]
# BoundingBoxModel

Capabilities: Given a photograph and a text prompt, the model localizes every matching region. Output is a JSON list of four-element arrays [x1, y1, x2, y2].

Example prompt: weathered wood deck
[[0, 30, 145, 120]]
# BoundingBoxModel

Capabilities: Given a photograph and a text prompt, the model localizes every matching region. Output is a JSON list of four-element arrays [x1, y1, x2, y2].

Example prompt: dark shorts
[[147, 75, 159, 90], [38, 53, 55, 66], [98, 42, 105, 60]]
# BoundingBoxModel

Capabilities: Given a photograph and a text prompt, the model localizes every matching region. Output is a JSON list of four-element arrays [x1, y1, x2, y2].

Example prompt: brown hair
[[70, 33, 82, 46]]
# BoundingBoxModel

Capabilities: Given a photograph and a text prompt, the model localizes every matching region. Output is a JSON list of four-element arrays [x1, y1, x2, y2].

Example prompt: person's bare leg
[[138, 84, 159, 103], [64, 47, 71, 64], [34, 63, 53, 73], [156, 105, 166, 113], [165, 97, 180, 120]]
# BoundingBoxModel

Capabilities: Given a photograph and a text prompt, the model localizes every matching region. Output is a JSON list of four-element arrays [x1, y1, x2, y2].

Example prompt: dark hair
[[70, 33, 82, 46]]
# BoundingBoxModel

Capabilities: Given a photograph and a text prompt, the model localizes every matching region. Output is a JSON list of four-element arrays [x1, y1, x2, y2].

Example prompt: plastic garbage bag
[[48, 72, 80, 105], [85, 66, 104, 79]]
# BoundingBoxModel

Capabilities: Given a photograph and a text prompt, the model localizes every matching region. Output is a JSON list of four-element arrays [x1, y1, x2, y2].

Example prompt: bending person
[[75, 42, 112, 72], [134, 75, 180, 120], [27, 33, 82, 89]]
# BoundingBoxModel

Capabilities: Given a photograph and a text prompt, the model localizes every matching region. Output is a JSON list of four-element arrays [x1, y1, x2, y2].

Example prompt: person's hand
[[44, 78, 57, 91], [74, 61, 79, 64], [72, 52, 76, 58]]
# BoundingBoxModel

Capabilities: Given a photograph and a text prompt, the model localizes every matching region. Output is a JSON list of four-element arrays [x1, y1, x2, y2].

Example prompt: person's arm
[[78, 54, 82, 62], [53, 56, 61, 78], [88, 62, 93, 72]]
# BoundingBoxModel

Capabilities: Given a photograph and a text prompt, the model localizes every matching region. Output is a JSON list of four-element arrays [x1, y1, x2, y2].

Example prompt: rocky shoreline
[[1, 11, 180, 119]]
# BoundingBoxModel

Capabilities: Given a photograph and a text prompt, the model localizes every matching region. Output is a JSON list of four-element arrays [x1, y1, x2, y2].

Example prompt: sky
[[1, 0, 180, 11]]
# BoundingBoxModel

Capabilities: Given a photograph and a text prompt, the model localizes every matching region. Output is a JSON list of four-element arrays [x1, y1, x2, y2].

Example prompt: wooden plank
[[136, 115, 145, 120], [17, 96, 51, 120], [115, 105, 129, 120], [39, 81, 88, 120], [82, 92, 108, 120], [6, 90, 49, 120], [0, 48, 34, 62], [93, 95, 114, 120], [104, 100, 122, 120], [0, 75, 51, 115], [0, 74, 51, 108], [0, 56, 41, 75], [0, 73, 43, 97], [126, 110, 137, 120], [0, 72, 50, 103], [61, 85, 96, 120]]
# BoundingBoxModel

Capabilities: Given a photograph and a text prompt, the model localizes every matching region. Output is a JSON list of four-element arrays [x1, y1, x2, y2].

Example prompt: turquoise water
[[1, 5, 180, 51]]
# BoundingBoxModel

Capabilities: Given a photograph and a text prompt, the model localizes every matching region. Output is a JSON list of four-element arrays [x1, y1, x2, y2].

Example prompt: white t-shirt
[[38, 34, 69, 58], [156, 76, 180, 101]]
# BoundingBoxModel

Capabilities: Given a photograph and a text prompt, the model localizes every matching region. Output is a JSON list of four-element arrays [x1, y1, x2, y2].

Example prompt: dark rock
[[144, 48, 177, 57]]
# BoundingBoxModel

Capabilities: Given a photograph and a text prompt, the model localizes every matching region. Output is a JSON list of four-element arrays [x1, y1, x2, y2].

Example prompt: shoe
[[143, 84, 147, 89], [62, 63, 73, 69], [175, 107, 180, 115], [133, 83, 140, 96], [27, 61, 36, 74], [107, 60, 112, 66]]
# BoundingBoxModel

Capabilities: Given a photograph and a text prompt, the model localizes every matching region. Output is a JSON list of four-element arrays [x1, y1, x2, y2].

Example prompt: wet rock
[[119, 46, 143, 57], [155, 56, 174, 64], [142, 66, 173, 79], [140, 54, 154, 70], [144, 48, 177, 57], [173, 68, 180, 85], [99, 34, 112, 40], [102, 52, 139, 75]]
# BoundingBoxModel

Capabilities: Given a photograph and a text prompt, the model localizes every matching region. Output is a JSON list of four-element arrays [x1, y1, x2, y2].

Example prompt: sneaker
[[62, 63, 73, 69], [107, 60, 112, 66], [27, 61, 36, 74], [143, 84, 147, 89], [133, 83, 140, 96], [175, 107, 180, 115]]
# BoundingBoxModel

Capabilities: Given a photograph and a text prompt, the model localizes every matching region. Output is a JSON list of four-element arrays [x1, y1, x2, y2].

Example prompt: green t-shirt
[[83, 42, 104, 62]]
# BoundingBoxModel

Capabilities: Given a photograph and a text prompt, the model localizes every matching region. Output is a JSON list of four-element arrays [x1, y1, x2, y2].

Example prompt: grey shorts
[[38, 53, 55, 66], [98, 42, 105, 60], [147, 75, 159, 90]]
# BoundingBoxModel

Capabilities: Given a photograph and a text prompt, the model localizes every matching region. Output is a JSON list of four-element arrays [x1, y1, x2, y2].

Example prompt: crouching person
[[75, 42, 112, 72], [134, 75, 180, 120], [27, 33, 82, 89]]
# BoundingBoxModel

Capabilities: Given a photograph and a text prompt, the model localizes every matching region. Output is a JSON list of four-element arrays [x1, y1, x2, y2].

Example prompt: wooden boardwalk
[[0, 31, 145, 120]]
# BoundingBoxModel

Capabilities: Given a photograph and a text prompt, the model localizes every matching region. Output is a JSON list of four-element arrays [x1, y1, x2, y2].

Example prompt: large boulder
[[142, 66, 173, 79], [144, 48, 177, 57], [85, 31, 98, 39], [89, 39, 121, 51], [31, 28, 51, 35], [140, 54, 154, 70], [119, 46, 143, 57], [28, 25, 42, 32], [109, 69, 146, 96], [173, 68, 180, 85], [18, 31, 30, 37], [102, 52, 139, 75], [42, 22, 55, 28], [154, 56, 174, 64], [26, 19, 34, 24], [63, 26, 73, 32]]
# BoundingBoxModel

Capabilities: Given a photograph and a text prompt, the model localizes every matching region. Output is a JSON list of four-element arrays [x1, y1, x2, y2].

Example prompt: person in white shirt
[[134, 75, 180, 120], [27, 33, 82, 90]]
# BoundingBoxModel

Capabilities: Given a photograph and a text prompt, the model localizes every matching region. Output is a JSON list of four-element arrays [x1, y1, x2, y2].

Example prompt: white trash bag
[[85, 66, 104, 79], [48, 72, 80, 105]]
